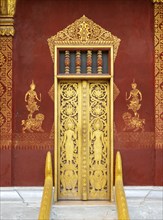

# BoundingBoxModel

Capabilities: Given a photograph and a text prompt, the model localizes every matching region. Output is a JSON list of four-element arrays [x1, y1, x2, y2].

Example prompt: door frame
[[54, 45, 114, 202]]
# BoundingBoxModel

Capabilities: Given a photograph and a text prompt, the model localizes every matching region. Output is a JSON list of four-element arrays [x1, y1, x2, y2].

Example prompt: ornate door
[[57, 79, 111, 201]]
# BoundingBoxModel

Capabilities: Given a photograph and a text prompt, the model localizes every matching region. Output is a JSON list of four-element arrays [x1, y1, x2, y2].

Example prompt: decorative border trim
[[154, 3, 163, 148], [0, 37, 12, 149]]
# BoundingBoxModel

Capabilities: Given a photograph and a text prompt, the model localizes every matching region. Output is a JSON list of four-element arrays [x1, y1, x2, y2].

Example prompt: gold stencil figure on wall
[[22, 80, 44, 133], [123, 80, 145, 132]]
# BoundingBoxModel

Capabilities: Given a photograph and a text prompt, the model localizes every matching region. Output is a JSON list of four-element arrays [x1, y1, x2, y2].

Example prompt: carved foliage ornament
[[48, 15, 121, 62]]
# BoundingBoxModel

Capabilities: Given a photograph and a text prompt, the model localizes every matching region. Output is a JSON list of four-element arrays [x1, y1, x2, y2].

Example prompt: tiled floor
[[0, 187, 163, 220]]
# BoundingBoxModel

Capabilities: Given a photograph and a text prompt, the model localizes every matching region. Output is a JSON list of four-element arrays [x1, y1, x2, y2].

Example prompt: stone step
[[51, 201, 117, 220]]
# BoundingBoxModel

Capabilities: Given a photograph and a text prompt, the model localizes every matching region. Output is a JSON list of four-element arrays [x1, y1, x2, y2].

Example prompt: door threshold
[[54, 201, 114, 206]]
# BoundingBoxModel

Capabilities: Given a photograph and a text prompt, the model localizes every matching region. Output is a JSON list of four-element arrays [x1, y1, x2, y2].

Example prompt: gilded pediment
[[48, 15, 121, 62]]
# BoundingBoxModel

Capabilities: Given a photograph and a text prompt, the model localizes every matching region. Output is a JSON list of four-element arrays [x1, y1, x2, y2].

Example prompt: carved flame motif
[[89, 82, 109, 199], [59, 82, 79, 198]]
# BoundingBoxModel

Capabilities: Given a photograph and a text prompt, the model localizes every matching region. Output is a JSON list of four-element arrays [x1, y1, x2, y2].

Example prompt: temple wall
[[0, 0, 162, 186]]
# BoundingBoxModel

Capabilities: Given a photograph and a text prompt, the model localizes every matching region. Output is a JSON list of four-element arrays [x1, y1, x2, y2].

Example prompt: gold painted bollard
[[38, 151, 53, 220], [115, 151, 130, 220]]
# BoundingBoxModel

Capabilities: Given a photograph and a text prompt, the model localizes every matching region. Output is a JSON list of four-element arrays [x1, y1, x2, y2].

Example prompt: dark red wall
[[1, 0, 161, 186]]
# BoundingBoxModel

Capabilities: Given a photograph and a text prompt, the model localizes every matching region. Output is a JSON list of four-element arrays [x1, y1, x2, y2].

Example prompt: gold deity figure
[[25, 80, 41, 118], [62, 119, 76, 163], [92, 119, 104, 164], [126, 80, 142, 116]]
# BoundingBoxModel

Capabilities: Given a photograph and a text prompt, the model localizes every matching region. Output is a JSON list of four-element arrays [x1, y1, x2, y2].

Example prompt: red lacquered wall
[[1, 0, 162, 186]]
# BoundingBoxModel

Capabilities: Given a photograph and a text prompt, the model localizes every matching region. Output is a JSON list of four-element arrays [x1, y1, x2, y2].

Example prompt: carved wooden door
[[57, 79, 111, 201]]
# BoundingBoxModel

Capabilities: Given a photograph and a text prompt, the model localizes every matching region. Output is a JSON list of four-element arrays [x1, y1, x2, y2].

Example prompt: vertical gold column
[[65, 50, 70, 74], [153, 0, 163, 149], [0, 0, 16, 148], [76, 50, 81, 74], [81, 81, 88, 200], [97, 50, 102, 74], [87, 50, 92, 74]]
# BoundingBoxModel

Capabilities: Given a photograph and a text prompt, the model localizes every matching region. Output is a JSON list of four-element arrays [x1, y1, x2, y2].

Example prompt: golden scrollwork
[[123, 80, 145, 132], [88, 82, 109, 199], [22, 80, 44, 133], [48, 15, 121, 62], [58, 82, 80, 199], [58, 80, 110, 200]]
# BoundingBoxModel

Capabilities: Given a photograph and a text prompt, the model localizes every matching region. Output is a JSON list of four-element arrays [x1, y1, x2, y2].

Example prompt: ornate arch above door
[[48, 15, 121, 139]]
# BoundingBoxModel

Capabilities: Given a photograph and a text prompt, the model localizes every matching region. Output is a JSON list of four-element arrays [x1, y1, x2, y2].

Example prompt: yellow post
[[115, 151, 130, 220], [38, 151, 53, 220]]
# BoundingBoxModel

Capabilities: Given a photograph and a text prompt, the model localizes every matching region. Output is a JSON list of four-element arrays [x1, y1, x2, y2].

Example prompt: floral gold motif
[[58, 80, 110, 200], [58, 81, 80, 199], [88, 82, 109, 199]]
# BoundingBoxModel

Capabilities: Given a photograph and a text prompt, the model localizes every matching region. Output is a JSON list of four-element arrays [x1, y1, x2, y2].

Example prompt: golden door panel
[[58, 81, 82, 200], [88, 82, 110, 200], [58, 80, 110, 201]]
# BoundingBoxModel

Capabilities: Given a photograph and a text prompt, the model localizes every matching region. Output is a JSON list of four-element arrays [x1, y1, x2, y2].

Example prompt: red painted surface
[[1, 0, 161, 186], [0, 149, 12, 186]]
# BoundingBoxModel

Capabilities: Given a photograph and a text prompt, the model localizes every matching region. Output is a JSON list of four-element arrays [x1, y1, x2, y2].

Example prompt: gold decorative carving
[[57, 80, 110, 200], [65, 50, 70, 74], [81, 80, 88, 200], [58, 81, 81, 199], [76, 50, 81, 74], [0, 36, 12, 148], [154, 3, 163, 148], [22, 81, 44, 133], [153, 0, 163, 3], [87, 50, 92, 74], [0, 0, 17, 36], [49, 82, 120, 139], [88, 82, 109, 199], [48, 15, 121, 62], [123, 80, 145, 132], [97, 50, 102, 74], [0, 0, 16, 16]]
